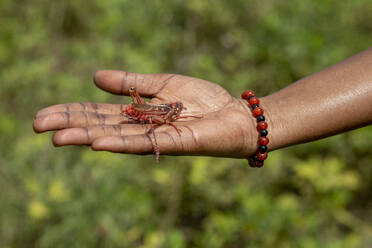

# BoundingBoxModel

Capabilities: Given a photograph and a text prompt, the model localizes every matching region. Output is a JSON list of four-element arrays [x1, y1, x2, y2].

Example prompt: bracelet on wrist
[[241, 90, 269, 168]]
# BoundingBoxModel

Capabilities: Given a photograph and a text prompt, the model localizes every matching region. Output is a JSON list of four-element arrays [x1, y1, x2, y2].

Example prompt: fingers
[[92, 132, 182, 155], [36, 102, 125, 118], [93, 70, 177, 97], [52, 124, 147, 146], [33, 111, 131, 133]]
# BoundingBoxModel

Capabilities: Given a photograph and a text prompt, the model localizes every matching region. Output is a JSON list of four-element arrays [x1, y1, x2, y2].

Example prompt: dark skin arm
[[262, 47, 372, 151], [33, 47, 372, 159]]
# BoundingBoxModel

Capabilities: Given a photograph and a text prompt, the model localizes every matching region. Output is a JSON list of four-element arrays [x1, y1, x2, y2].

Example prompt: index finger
[[93, 70, 177, 97]]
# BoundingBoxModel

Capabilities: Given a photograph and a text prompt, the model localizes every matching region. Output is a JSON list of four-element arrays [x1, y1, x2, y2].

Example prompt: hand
[[33, 70, 259, 159]]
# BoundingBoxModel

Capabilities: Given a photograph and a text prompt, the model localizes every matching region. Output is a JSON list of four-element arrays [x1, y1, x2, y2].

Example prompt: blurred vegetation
[[1, 0, 372, 247]]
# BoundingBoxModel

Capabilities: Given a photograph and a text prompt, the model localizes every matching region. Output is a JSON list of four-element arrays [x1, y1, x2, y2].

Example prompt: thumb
[[93, 70, 177, 97]]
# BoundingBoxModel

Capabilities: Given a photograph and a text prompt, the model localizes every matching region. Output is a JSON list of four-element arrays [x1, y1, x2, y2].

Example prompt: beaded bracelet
[[241, 90, 269, 168]]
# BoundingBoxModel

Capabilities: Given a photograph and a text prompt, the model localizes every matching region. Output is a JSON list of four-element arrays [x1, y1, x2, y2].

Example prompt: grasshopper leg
[[147, 117, 160, 163]]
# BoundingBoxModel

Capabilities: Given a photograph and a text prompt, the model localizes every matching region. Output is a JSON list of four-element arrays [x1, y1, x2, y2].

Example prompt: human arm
[[33, 47, 372, 159], [261, 47, 372, 151]]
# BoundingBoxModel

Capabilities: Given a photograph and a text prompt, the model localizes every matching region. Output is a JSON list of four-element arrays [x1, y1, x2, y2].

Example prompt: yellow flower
[[28, 199, 49, 220], [48, 179, 69, 202], [153, 169, 170, 185]]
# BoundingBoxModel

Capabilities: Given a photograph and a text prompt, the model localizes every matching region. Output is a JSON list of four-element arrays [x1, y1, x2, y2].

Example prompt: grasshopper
[[122, 87, 201, 162]]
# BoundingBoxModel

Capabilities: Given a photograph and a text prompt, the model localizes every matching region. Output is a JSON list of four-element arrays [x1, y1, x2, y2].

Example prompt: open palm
[[33, 70, 258, 159]]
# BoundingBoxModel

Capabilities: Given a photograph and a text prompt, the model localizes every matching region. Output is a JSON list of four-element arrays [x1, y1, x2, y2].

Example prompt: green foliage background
[[1, 0, 372, 247]]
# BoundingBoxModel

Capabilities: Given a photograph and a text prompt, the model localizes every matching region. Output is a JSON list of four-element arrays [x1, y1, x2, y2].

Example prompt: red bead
[[241, 90, 255, 100], [257, 152, 268, 161], [249, 97, 260, 106], [258, 137, 269, 146], [256, 121, 268, 131], [255, 161, 264, 167], [252, 107, 263, 117]]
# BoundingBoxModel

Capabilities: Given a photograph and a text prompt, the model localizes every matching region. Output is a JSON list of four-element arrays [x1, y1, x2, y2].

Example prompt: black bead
[[259, 145, 267, 153], [252, 104, 259, 109], [247, 95, 255, 100], [260, 129, 268, 136], [256, 115, 265, 122]]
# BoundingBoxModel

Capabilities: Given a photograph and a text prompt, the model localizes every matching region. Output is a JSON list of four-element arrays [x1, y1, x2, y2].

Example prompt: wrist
[[259, 95, 286, 152], [237, 98, 261, 155]]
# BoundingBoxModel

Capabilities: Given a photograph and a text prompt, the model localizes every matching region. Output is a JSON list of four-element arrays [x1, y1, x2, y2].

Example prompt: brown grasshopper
[[122, 87, 201, 162]]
